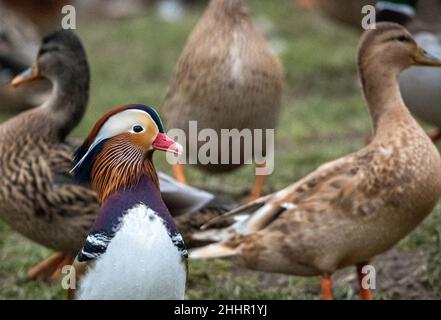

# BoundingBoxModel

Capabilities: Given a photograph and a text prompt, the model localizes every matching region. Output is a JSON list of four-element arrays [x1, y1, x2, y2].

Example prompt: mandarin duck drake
[[68, 104, 187, 300], [191, 23, 441, 300], [162, 0, 284, 201], [0, 29, 230, 282]]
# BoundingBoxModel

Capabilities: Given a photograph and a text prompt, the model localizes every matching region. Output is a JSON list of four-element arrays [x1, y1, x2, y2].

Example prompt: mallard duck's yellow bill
[[11, 64, 40, 87], [414, 47, 441, 67]]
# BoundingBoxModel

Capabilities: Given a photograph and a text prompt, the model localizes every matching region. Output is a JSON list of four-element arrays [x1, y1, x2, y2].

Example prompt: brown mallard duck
[[374, 2, 441, 142], [162, 0, 284, 200], [0, 30, 231, 281], [191, 23, 441, 300]]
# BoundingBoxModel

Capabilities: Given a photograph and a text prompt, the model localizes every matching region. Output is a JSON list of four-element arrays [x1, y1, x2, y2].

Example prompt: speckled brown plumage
[[191, 24, 441, 291], [0, 131, 98, 255], [162, 0, 284, 172]]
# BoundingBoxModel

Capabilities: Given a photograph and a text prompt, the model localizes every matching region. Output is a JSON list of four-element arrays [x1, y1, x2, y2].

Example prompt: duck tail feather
[[200, 194, 271, 230], [191, 227, 231, 243], [189, 243, 237, 259]]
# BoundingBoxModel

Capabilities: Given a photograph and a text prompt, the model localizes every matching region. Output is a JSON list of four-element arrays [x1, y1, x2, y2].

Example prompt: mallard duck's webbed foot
[[28, 253, 74, 282], [172, 162, 187, 185], [356, 263, 373, 300], [320, 275, 333, 300]]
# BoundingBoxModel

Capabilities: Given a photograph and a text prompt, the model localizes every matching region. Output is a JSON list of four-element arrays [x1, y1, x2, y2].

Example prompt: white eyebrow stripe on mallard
[[71, 109, 159, 173]]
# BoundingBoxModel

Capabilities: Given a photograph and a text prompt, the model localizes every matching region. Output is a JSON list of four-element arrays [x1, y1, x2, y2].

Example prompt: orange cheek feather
[[126, 131, 157, 151]]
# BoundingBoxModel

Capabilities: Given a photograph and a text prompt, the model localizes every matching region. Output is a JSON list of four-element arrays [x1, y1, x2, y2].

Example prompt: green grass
[[1, 0, 441, 299]]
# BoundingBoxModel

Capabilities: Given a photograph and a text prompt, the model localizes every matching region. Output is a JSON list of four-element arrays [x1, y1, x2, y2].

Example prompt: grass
[[1, 0, 441, 299]]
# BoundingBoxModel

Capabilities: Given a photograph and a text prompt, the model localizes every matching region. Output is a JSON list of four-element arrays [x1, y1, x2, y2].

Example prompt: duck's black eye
[[396, 35, 411, 43], [133, 125, 144, 133]]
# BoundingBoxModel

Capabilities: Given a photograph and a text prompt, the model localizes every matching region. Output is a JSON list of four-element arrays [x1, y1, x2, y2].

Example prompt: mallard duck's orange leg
[[173, 163, 187, 185], [241, 163, 267, 203], [28, 253, 65, 280], [296, 0, 317, 9], [320, 275, 333, 300], [357, 263, 373, 300], [49, 255, 74, 282], [249, 173, 266, 201], [28, 253, 73, 282], [429, 129, 441, 143]]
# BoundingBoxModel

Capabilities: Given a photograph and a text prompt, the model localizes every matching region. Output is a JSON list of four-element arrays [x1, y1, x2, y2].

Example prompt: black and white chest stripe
[[78, 205, 187, 262], [170, 232, 188, 258], [78, 231, 112, 262]]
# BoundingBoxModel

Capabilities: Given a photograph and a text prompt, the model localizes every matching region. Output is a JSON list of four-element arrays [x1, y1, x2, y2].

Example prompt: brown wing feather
[[223, 150, 387, 238], [0, 133, 99, 254], [239, 145, 404, 235]]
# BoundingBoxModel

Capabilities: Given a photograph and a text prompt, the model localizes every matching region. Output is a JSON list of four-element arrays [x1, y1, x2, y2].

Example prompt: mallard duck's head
[[358, 22, 441, 73], [72, 104, 181, 201], [11, 29, 88, 87]]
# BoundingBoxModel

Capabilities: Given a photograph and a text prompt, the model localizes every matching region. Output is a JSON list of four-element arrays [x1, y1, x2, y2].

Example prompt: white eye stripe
[[98, 110, 152, 137]]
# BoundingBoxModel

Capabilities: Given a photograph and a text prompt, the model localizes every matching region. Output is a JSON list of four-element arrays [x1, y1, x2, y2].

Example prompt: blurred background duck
[[191, 23, 441, 300], [162, 0, 284, 201], [69, 104, 187, 300], [295, 0, 441, 33], [0, 2, 50, 113], [0, 0, 75, 33], [0, 29, 231, 282], [296, 0, 375, 28]]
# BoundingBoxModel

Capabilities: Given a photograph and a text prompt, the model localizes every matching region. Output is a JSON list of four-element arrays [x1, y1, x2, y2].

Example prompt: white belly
[[76, 204, 187, 300]]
